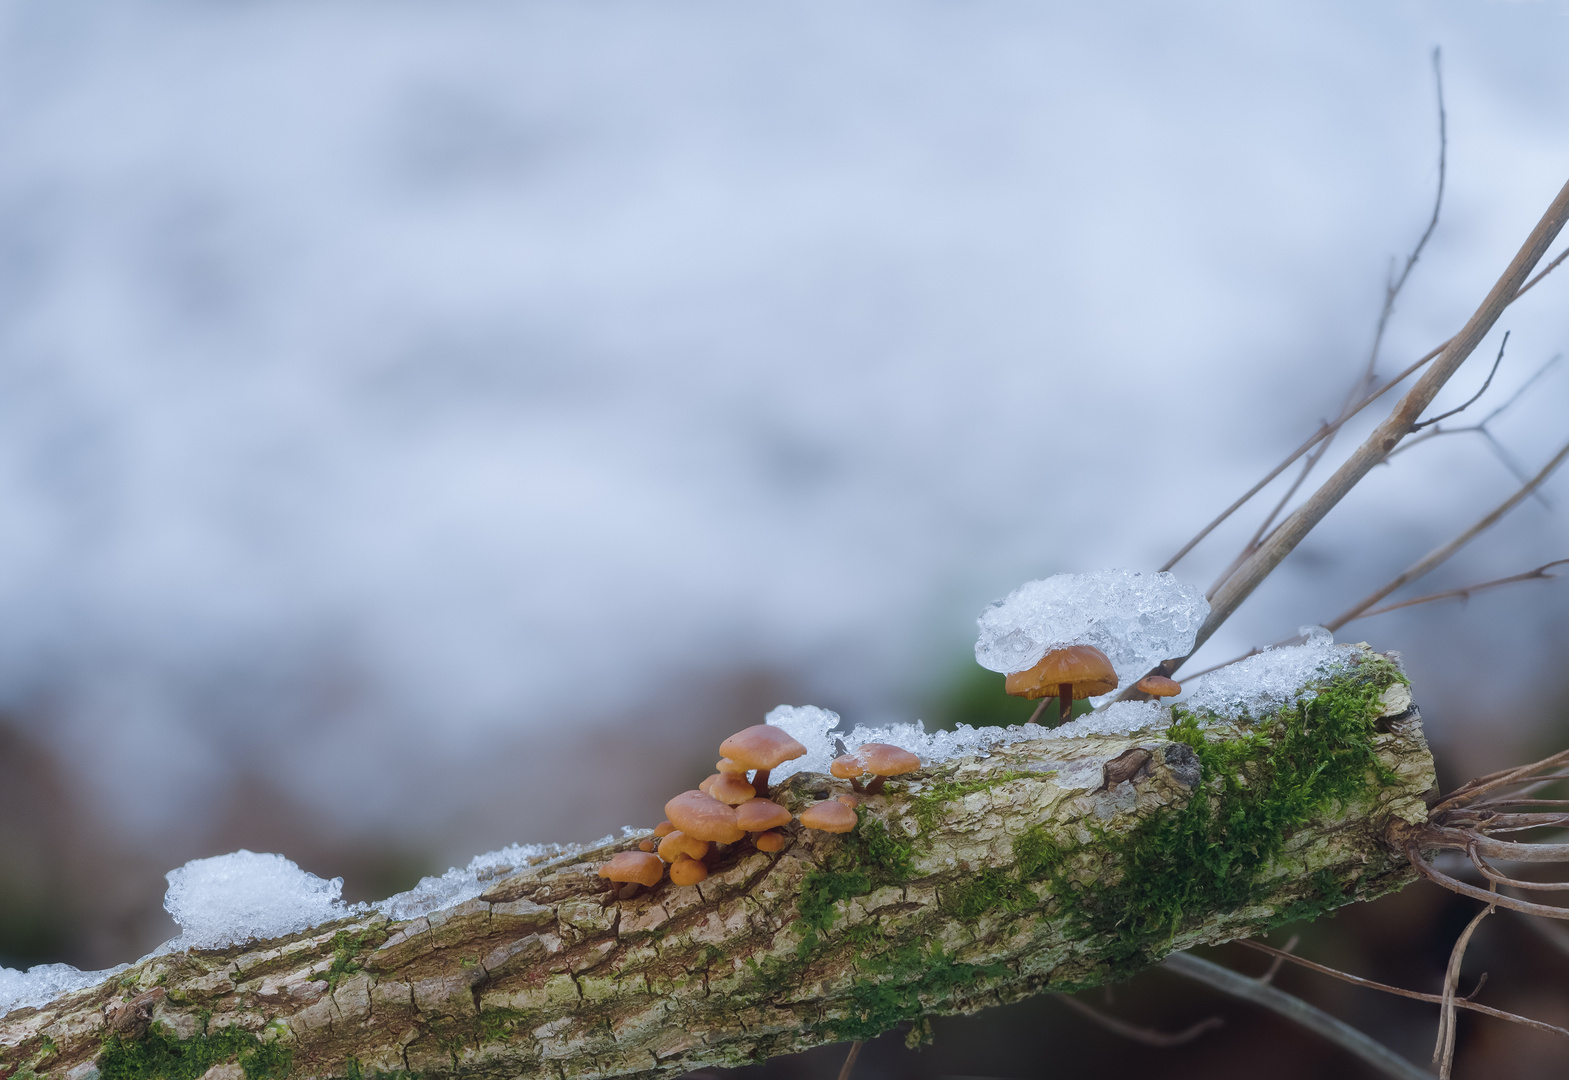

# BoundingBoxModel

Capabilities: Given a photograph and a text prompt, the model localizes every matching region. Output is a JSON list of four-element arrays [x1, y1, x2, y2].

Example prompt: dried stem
[[1233, 941, 1569, 1039], [1053, 993, 1225, 1048], [1344, 560, 1567, 623], [1324, 439, 1569, 632], [835, 1040, 863, 1080], [1184, 175, 1569, 668], [1435, 899, 1495, 1078], [1160, 953, 1435, 1080], [1410, 332, 1509, 433]]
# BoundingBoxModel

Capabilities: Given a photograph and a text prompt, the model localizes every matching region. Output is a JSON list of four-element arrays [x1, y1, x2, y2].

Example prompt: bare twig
[[1202, 51, 1451, 594], [836, 1040, 863, 1080], [1258, 933, 1300, 984], [1321, 437, 1569, 632], [1410, 331, 1509, 432], [1435, 899, 1495, 1079], [1234, 941, 1569, 1039], [1053, 993, 1225, 1047], [1139, 176, 1569, 698], [1343, 560, 1568, 623], [1161, 952, 1435, 1080]]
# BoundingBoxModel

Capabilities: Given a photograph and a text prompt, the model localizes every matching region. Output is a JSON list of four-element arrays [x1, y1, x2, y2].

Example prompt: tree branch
[[0, 651, 1434, 1080]]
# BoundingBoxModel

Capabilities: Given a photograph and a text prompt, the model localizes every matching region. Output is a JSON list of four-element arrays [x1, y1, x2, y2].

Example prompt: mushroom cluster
[[598, 722, 924, 898]]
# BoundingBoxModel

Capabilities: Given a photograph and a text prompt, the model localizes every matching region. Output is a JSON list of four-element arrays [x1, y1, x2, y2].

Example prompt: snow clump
[[377, 837, 619, 920], [974, 569, 1209, 696], [762, 703, 842, 781], [1052, 699, 1171, 739], [0, 962, 129, 1019], [1184, 628, 1349, 720], [163, 850, 359, 950]]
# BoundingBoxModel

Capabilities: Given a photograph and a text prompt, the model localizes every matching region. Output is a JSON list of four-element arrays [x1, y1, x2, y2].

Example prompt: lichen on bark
[[0, 645, 1434, 1080]]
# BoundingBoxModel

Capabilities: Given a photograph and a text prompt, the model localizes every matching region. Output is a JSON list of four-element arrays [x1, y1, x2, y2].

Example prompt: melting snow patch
[[1053, 699, 1170, 738], [764, 703, 841, 781], [377, 838, 611, 920], [0, 962, 128, 1019], [1184, 632, 1351, 720], [163, 850, 358, 951], [974, 569, 1209, 697]]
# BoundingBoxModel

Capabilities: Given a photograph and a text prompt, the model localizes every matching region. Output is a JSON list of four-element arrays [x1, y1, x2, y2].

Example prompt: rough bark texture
[[1, 647, 1434, 1080]]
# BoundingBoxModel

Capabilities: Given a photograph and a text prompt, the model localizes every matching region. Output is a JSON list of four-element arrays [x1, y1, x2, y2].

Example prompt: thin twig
[[1435, 897, 1495, 1079], [1139, 176, 1569, 696], [1341, 559, 1568, 622], [836, 1040, 863, 1080], [1407, 845, 1569, 920], [1259, 933, 1300, 984], [1410, 331, 1509, 431], [1161, 952, 1435, 1080], [1234, 941, 1569, 1039], [1323, 438, 1569, 632], [1207, 49, 1451, 591], [1053, 993, 1225, 1047]]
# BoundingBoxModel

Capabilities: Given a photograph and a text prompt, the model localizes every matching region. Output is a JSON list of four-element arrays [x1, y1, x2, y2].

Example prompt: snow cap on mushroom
[[975, 569, 1208, 698]]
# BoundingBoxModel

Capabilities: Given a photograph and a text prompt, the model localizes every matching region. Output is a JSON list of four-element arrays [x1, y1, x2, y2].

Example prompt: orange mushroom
[[717, 724, 807, 799], [855, 743, 921, 795], [1005, 644, 1118, 725], [598, 851, 665, 892], [709, 773, 758, 805], [1134, 674, 1182, 699], [657, 829, 709, 863], [715, 757, 748, 774], [735, 798, 792, 833], [754, 830, 787, 853], [653, 820, 676, 838], [798, 799, 857, 833], [697, 773, 722, 796], [665, 789, 746, 845], [669, 855, 709, 886]]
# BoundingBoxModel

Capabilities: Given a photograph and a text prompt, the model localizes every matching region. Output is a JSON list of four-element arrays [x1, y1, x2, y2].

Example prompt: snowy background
[[1, 0, 1567, 982]]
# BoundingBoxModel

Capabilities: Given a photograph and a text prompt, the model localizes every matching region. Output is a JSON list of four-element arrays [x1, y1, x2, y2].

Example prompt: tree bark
[[0, 647, 1434, 1080]]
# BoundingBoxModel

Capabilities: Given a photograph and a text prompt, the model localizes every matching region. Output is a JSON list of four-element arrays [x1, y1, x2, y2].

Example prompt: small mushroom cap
[[653, 820, 676, 837], [598, 851, 665, 888], [1134, 674, 1182, 698], [715, 757, 749, 774], [697, 773, 722, 796], [665, 789, 746, 844], [709, 773, 758, 805], [638, 839, 656, 852], [753, 830, 787, 853], [829, 754, 864, 779], [855, 743, 920, 777], [668, 855, 709, 886], [798, 799, 858, 833], [718, 724, 808, 771], [657, 830, 709, 863], [735, 798, 792, 832], [1003, 644, 1119, 700]]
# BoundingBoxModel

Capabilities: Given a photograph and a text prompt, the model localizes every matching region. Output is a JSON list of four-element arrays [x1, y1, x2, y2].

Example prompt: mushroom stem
[[850, 777, 864, 793], [1058, 682, 1074, 724], [1025, 698, 1050, 725], [864, 776, 887, 796], [752, 768, 771, 799]]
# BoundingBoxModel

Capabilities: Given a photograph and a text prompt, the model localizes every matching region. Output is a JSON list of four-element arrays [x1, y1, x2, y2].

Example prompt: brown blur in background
[[1, 2, 1567, 1076]]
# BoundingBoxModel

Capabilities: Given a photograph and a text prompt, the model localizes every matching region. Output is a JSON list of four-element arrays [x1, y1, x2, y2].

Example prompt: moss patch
[[797, 814, 915, 938], [825, 944, 1010, 1041], [945, 654, 1405, 979], [321, 926, 388, 990], [98, 1023, 292, 1080]]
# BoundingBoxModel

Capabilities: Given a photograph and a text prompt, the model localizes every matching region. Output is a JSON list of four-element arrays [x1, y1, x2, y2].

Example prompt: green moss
[[321, 926, 388, 990], [826, 945, 1010, 1041], [908, 770, 1055, 833], [98, 1024, 292, 1080], [937, 655, 1405, 982], [797, 814, 915, 935]]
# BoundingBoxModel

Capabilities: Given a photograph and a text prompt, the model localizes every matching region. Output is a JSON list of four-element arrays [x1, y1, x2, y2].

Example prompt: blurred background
[[1, 1, 1567, 1076]]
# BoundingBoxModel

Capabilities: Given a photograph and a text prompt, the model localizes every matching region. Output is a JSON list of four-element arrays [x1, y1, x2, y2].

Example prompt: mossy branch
[[0, 647, 1434, 1080]]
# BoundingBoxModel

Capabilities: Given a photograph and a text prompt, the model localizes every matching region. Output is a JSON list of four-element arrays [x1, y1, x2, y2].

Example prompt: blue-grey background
[[1, 8, 1567, 1064]]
